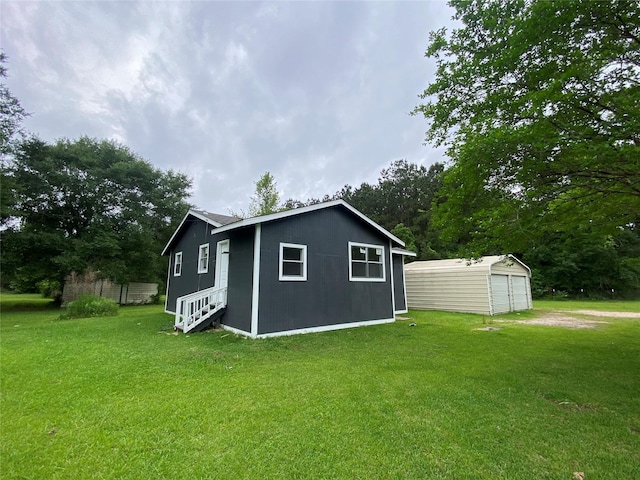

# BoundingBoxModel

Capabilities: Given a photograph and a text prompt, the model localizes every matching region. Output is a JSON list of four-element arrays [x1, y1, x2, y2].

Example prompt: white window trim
[[349, 241, 386, 282], [173, 251, 183, 277], [279, 242, 307, 281], [197, 244, 209, 274]]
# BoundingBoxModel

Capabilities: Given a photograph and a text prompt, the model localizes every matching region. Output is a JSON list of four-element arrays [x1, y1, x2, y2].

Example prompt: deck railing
[[175, 287, 227, 333]]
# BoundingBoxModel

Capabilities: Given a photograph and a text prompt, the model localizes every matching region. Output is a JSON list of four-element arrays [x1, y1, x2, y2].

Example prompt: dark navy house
[[162, 200, 415, 338]]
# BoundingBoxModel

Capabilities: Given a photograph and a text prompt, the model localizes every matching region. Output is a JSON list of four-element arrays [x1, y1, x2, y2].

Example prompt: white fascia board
[[391, 248, 417, 257], [207, 200, 405, 247], [161, 209, 224, 256]]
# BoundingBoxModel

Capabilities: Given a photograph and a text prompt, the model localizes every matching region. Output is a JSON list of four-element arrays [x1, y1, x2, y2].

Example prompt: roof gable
[[205, 200, 405, 247], [161, 209, 240, 255], [162, 200, 405, 256]]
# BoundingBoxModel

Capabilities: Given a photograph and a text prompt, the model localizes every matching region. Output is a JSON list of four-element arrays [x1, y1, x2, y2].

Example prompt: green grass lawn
[[1, 298, 639, 479], [534, 299, 640, 312]]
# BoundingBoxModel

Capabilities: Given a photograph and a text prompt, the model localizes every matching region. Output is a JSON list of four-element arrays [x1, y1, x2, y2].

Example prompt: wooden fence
[[62, 271, 158, 305]]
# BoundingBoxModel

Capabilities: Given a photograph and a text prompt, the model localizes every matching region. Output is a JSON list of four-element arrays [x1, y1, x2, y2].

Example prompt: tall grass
[[1, 300, 639, 479]]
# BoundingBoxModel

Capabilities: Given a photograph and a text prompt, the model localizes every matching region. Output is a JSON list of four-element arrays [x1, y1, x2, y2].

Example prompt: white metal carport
[[405, 255, 533, 315]]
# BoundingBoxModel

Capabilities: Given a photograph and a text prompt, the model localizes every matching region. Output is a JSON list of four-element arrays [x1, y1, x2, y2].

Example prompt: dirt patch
[[515, 312, 607, 329]]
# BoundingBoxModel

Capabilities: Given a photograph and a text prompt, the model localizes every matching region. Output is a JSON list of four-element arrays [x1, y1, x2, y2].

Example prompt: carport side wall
[[405, 268, 491, 315]]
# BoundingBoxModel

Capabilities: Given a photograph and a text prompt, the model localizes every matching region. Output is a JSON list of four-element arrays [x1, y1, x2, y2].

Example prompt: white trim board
[[250, 224, 261, 337], [221, 324, 252, 337], [254, 317, 395, 339]]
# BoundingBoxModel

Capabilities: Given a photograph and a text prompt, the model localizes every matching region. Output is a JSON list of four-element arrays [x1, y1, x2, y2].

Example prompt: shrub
[[36, 280, 61, 299], [59, 294, 119, 320]]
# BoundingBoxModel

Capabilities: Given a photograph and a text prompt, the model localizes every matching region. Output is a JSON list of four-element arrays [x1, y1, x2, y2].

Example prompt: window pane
[[351, 246, 366, 261], [283, 247, 302, 261], [368, 263, 383, 278], [368, 247, 382, 263], [352, 262, 367, 277], [283, 261, 302, 277]]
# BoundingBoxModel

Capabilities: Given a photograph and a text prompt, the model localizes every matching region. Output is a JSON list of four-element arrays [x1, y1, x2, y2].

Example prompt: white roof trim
[[207, 200, 405, 247], [405, 254, 531, 276], [161, 209, 225, 256], [494, 254, 531, 276], [391, 248, 417, 257]]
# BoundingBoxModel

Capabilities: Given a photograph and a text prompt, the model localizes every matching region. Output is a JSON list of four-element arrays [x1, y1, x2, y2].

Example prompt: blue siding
[[257, 207, 394, 335], [393, 254, 407, 312], [213, 226, 254, 333], [165, 217, 215, 312]]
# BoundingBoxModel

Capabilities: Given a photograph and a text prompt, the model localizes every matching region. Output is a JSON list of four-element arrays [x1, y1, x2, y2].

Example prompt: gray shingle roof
[[191, 209, 240, 226]]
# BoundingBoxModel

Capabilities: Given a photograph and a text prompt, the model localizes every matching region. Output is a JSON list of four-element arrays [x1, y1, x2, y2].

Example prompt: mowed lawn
[[1, 298, 639, 479]]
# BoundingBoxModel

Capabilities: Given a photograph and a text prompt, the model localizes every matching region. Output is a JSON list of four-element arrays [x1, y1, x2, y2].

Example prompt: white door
[[490, 274, 511, 314], [215, 240, 230, 289], [511, 276, 530, 311]]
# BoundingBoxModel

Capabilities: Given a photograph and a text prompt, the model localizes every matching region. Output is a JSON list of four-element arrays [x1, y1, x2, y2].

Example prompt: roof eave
[[161, 209, 225, 256], [207, 200, 405, 247]]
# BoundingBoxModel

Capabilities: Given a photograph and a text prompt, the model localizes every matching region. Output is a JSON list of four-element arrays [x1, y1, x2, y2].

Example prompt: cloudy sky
[[2, 1, 454, 215]]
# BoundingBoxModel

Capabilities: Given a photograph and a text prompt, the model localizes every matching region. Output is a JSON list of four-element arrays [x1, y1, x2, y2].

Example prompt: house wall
[[211, 226, 255, 333], [392, 254, 407, 312], [256, 207, 394, 335], [165, 217, 215, 313], [405, 268, 492, 315]]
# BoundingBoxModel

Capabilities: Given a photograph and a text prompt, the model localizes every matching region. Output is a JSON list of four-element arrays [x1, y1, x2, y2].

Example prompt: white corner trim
[[251, 224, 261, 337], [164, 263, 171, 313], [389, 240, 395, 312], [255, 317, 395, 339], [394, 309, 409, 314]]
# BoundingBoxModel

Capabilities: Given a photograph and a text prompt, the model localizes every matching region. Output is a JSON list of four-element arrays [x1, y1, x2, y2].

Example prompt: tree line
[[2, 0, 638, 300], [0, 54, 191, 300]]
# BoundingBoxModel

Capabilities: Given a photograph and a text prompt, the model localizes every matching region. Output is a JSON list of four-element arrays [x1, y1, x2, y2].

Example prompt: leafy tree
[[413, 0, 640, 255], [524, 225, 640, 298], [340, 160, 448, 259], [390, 223, 417, 257], [1, 52, 29, 225], [0, 52, 28, 159], [1, 136, 191, 293], [233, 172, 284, 218]]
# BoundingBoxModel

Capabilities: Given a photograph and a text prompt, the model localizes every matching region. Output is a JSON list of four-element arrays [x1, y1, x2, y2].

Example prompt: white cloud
[[1, 0, 453, 214]]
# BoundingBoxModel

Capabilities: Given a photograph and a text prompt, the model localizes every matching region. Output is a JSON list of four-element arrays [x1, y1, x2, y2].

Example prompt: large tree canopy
[[413, 0, 640, 254], [1, 137, 191, 292], [1, 52, 29, 225]]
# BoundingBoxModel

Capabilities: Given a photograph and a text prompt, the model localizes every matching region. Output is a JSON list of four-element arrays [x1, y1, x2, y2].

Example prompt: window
[[279, 243, 307, 281], [198, 244, 209, 274], [174, 251, 183, 277], [349, 242, 385, 282]]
